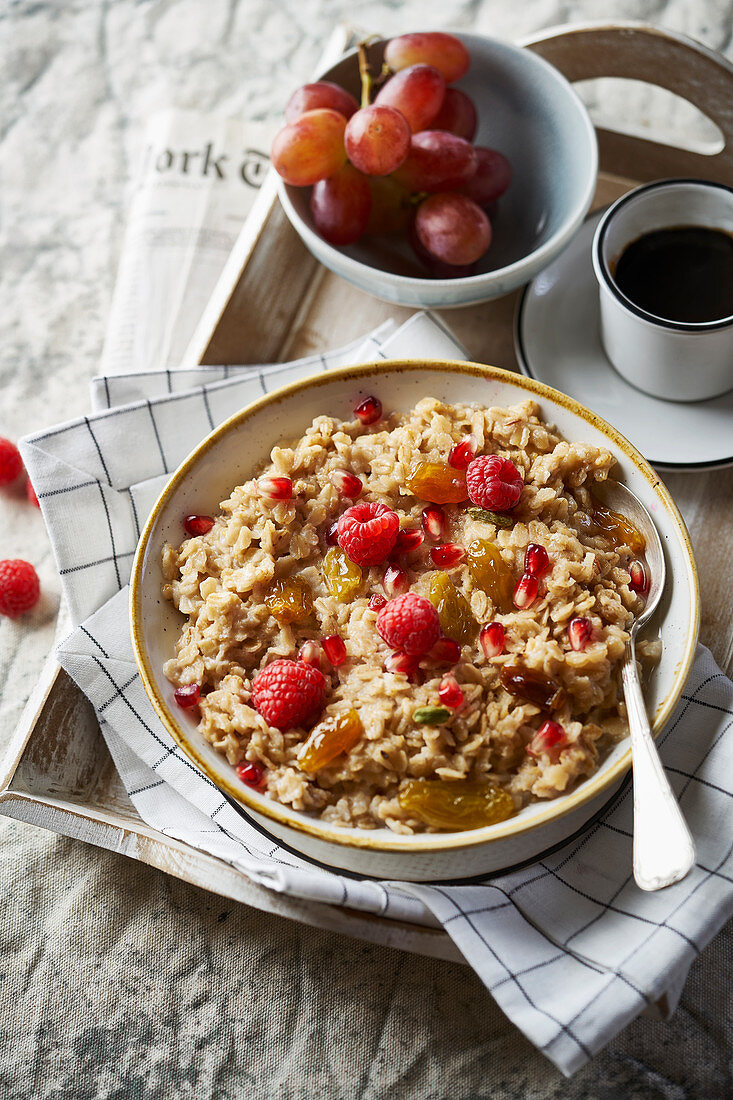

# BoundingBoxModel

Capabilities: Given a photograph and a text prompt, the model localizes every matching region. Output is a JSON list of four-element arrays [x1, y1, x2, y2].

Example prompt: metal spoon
[[596, 480, 696, 891]]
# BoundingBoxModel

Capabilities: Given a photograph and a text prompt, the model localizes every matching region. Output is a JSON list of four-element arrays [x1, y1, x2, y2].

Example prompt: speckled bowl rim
[[130, 360, 700, 853]]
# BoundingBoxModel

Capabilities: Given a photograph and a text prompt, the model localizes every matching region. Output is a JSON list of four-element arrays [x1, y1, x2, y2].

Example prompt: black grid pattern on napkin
[[89, 324, 396, 410]]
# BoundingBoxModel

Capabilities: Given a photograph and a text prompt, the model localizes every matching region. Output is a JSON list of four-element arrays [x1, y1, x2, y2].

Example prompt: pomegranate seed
[[325, 520, 339, 545], [513, 573, 539, 609], [438, 673, 464, 709], [330, 468, 363, 497], [430, 543, 465, 569], [629, 561, 649, 594], [384, 651, 419, 679], [393, 528, 424, 555], [430, 637, 461, 664], [448, 436, 477, 469], [568, 617, 593, 652], [354, 395, 382, 425], [369, 593, 387, 612], [527, 720, 566, 758], [299, 640, 322, 667], [174, 684, 200, 708], [421, 505, 447, 541], [383, 564, 409, 597], [525, 543, 549, 577], [236, 762, 265, 788], [184, 514, 214, 537], [480, 622, 505, 658], [258, 475, 293, 501], [322, 634, 347, 666]]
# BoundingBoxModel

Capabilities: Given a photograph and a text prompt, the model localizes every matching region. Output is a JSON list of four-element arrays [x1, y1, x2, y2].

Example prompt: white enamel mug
[[592, 179, 733, 402]]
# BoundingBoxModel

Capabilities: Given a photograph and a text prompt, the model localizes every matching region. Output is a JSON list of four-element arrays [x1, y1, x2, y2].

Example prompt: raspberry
[[0, 559, 40, 618], [0, 439, 23, 487], [251, 658, 326, 731], [337, 501, 399, 566], [26, 479, 40, 508], [466, 455, 523, 511], [376, 592, 441, 656]]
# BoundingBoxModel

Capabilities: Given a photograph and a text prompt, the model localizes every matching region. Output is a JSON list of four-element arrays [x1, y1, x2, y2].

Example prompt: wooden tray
[[3, 22, 732, 960]]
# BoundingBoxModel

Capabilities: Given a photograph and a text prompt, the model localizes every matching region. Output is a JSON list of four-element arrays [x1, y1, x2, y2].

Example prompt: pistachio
[[413, 705, 452, 725], [467, 507, 513, 528]]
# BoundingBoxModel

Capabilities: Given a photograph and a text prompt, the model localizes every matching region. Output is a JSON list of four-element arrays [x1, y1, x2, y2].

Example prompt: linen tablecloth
[[20, 312, 733, 1076]]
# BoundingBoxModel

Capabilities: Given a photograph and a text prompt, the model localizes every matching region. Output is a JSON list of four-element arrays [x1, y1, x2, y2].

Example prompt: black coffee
[[613, 226, 733, 324]]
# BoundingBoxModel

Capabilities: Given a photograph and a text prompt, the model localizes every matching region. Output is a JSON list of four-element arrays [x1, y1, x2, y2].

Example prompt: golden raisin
[[466, 538, 515, 613], [297, 709, 364, 773], [406, 460, 468, 504], [323, 546, 363, 602], [500, 664, 566, 711], [264, 577, 313, 624], [576, 496, 646, 555], [427, 572, 477, 644], [399, 779, 516, 830]]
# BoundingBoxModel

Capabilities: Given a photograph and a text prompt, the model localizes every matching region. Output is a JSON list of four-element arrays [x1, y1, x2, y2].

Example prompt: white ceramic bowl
[[593, 179, 733, 402], [130, 361, 699, 882], [278, 34, 598, 308]]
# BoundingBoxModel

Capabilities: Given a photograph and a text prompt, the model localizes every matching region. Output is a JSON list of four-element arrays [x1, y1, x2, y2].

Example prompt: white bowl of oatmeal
[[130, 361, 699, 882]]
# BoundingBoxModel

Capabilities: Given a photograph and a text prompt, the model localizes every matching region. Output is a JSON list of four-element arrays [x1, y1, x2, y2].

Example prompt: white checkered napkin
[[88, 322, 398, 411], [88, 309, 471, 409]]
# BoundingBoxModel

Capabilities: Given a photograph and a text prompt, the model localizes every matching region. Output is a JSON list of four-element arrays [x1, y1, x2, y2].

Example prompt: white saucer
[[515, 210, 733, 471]]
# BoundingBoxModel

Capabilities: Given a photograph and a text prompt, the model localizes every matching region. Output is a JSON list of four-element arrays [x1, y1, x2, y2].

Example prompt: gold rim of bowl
[[129, 359, 700, 853]]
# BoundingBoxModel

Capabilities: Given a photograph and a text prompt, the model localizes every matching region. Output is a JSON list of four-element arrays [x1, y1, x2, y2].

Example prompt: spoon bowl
[[597, 479, 695, 891], [595, 479, 666, 630]]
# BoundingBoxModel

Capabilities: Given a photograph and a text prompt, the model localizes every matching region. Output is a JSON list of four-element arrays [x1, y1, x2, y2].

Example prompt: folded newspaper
[[101, 108, 273, 376]]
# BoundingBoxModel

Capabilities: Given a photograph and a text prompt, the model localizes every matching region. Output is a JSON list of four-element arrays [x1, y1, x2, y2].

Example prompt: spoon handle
[[622, 639, 696, 891]]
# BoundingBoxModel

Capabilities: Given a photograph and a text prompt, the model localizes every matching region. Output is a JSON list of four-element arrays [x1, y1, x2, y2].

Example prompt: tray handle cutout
[[523, 21, 733, 184]]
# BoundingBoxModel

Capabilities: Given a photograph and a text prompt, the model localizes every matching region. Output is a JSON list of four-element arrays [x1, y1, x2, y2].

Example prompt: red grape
[[414, 193, 492, 266], [459, 147, 512, 206], [410, 219, 478, 277], [430, 88, 477, 141], [394, 131, 478, 192], [285, 81, 359, 123], [310, 163, 371, 245], [365, 176, 411, 236], [384, 32, 470, 84], [374, 64, 445, 133], [271, 109, 347, 186], [345, 104, 411, 176]]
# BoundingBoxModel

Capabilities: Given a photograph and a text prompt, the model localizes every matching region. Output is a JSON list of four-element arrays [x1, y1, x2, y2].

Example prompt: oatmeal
[[162, 396, 657, 833]]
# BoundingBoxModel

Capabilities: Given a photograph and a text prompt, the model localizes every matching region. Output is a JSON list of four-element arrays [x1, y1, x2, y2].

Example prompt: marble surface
[[2, 1, 732, 1096]]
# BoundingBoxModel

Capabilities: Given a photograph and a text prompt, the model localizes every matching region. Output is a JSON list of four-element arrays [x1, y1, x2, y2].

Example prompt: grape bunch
[[271, 32, 512, 275]]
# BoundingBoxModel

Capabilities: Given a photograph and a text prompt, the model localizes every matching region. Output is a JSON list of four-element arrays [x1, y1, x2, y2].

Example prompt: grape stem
[[357, 42, 373, 108], [356, 39, 390, 108]]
